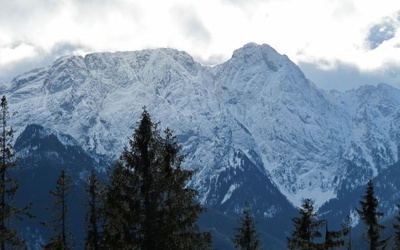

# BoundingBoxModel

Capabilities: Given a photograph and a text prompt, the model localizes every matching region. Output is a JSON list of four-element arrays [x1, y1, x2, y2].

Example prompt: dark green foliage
[[155, 128, 211, 250], [393, 204, 400, 249], [323, 220, 344, 249], [44, 169, 73, 250], [0, 95, 32, 250], [356, 179, 388, 250], [84, 171, 104, 250], [287, 198, 324, 250], [102, 161, 139, 249], [232, 203, 262, 250], [102, 109, 211, 249]]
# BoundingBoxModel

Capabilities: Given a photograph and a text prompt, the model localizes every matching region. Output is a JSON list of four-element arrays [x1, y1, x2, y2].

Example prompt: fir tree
[[356, 179, 388, 250], [232, 202, 262, 250], [393, 204, 400, 250], [323, 220, 344, 249], [156, 128, 211, 249], [102, 109, 211, 249], [102, 161, 139, 249], [0, 95, 32, 249], [84, 171, 104, 250], [44, 169, 73, 250], [287, 198, 324, 250]]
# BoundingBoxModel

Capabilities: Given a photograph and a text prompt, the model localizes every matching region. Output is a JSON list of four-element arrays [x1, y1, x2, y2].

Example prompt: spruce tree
[[102, 161, 139, 249], [102, 109, 211, 249], [44, 169, 73, 250], [393, 204, 400, 249], [323, 220, 344, 249], [84, 171, 104, 250], [156, 128, 211, 249], [0, 95, 32, 249], [287, 198, 324, 250], [232, 202, 262, 250], [356, 179, 388, 250]]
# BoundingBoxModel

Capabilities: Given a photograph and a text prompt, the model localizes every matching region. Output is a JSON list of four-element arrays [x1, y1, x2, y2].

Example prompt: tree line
[[1, 94, 400, 249], [231, 170, 400, 250], [285, 177, 400, 250], [0, 96, 255, 250]]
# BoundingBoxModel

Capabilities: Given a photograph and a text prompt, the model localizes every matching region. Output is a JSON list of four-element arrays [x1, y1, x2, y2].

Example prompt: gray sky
[[1, 0, 400, 91]]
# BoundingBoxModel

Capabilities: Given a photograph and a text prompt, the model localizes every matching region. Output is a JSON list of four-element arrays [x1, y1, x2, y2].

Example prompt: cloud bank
[[0, 0, 399, 91]]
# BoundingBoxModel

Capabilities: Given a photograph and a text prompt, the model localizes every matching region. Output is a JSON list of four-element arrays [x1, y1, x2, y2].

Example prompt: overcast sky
[[0, 0, 399, 91]]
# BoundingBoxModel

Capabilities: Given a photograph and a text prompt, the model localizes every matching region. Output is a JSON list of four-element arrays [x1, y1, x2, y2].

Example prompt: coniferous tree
[[323, 220, 344, 249], [287, 198, 324, 250], [356, 179, 388, 250], [156, 128, 211, 249], [102, 109, 211, 249], [44, 169, 73, 250], [232, 202, 262, 250], [0, 95, 32, 249], [84, 171, 104, 250], [393, 204, 400, 250], [102, 161, 139, 249]]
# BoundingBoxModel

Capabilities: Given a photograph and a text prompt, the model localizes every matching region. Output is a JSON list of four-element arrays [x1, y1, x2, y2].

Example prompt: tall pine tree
[[156, 128, 211, 249], [102, 161, 139, 249], [323, 220, 344, 249], [44, 169, 73, 250], [102, 109, 211, 249], [232, 202, 262, 250], [356, 179, 388, 250], [84, 171, 104, 250], [0, 95, 32, 249], [287, 198, 324, 250]]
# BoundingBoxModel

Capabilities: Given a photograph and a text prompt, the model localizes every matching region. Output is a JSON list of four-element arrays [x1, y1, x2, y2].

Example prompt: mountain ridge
[[3, 43, 400, 210]]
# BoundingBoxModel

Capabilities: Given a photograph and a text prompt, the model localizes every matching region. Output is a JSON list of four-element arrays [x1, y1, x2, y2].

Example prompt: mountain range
[[3, 43, 400, 248]]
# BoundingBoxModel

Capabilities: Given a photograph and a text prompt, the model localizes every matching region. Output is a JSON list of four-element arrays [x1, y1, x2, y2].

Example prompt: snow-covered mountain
[[4, 43, 400, 212]]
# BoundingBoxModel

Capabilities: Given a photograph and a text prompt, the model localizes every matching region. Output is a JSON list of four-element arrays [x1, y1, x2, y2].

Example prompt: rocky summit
[[3, 43, 400, 248]]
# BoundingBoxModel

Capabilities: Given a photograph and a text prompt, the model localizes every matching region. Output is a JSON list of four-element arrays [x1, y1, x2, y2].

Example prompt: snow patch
[[221, 184, 239, 205], [4, 43, 400, 209]]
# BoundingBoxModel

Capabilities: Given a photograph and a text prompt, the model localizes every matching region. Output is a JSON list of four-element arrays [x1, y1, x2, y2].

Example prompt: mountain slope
[[13, 124, 98, 248], [4, 43, 400, 211], [214, 43, 352, 206]]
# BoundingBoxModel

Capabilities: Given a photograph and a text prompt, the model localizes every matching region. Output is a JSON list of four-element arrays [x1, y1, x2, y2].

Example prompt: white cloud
[[0, 43, 38, 65], [0, 0, 399, 90], [290, 2, 400, 72]]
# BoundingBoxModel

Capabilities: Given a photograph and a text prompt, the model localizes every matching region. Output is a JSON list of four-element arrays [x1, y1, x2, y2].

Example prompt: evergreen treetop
[[84, 171, 104, 250], [287, 198, 324, 250], [102, 109, 211, 249], [233, 202, 262, 250], [44, 169, 73, 250], [356, 179, 388, 250], [323, 220, 344, 249]]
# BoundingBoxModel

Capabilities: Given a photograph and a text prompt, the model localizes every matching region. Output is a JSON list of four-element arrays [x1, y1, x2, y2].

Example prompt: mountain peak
[[5, 44, 400, 210], [230, 43, 287, 71], [234, 42, 278, 55]]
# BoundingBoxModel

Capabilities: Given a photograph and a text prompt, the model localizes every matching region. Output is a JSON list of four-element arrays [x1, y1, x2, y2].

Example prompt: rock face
[[5, 42, 400, 248], [6, 43, 400, 210]]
